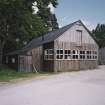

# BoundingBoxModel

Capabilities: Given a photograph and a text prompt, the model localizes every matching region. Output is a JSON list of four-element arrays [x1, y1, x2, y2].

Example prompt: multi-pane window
[[86, 51, 98, 60], [92, 51, 97, 60], [80, 51, 85, 59], [64, 50, 71, 59], [56, 49, 63, 59], [48, 49, 98, 60], [87, 51, 92, 60], [44, 49, 53, 60], [72, 50, 79, 59]]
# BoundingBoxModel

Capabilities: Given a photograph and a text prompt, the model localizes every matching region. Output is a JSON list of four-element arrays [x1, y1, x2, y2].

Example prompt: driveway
[[0, 66, 105, 105]]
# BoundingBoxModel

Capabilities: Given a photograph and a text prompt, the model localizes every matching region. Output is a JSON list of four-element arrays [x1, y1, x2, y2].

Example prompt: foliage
[[0, 0, 59, 65], [0, 0, 47, 50], [92, 24, 105, 48], [37, 0, 59, 31]]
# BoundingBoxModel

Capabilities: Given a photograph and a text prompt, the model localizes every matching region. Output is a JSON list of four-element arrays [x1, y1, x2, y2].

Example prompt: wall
[[19, 55, 32, 72], [43, 42, 54, 72], [53, 21, 98, 72], [31, 46, 43, 72], [57, 21, 98, 45], [53, 41, 98, 72], [5, 55, 18, 71]]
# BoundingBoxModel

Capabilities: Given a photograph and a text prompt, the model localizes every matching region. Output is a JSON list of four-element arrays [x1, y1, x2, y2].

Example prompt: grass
[[0, 66, 51, 82]]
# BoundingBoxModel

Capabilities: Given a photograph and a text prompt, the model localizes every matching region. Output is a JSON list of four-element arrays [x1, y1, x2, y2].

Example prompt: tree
[[37, 0, 59, 31], [0, 0, 59, 66], [92, 24, 105, 48], [0, 0, 47, 65]]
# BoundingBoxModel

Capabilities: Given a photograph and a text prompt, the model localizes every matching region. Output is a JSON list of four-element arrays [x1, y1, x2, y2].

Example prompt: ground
[[0, 66, 105, 105]]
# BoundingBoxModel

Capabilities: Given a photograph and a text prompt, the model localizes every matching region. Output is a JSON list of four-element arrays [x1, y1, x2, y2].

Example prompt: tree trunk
[[0, 40, 5, 67]]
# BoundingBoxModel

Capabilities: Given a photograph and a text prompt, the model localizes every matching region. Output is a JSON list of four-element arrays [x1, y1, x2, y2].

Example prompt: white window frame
[[92, 51, 98, 60], [79, 50, 86, 60], [64, 49, 71, 60], [56, 49, 64, 60], [86, 50, 98, 60], [44, 49, 53, 60], [54, 49, 98, 61], [72, 50, 79, 60]]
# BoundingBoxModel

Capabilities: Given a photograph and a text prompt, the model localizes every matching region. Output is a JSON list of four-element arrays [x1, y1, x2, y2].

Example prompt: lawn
[[0, 66, 50, 82]]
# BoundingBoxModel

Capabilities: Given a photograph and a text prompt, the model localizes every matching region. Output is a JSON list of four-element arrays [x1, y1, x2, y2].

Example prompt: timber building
[[5, 20, 99, 72]]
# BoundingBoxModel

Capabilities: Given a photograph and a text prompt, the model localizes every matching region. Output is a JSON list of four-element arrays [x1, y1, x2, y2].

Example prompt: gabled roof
[[22, 20, 78, 51], [7, 20, 79, 55], [6, 20, 97, 55]]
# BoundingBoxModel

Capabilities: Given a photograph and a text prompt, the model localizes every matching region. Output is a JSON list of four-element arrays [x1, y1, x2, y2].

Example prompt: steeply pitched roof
[[7, 20, 97, 55]]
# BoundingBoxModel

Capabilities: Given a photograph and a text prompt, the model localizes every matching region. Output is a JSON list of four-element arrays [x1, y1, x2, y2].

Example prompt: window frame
[[64, 49, 72, 60], [92, 51, 98, 60], [72, 50, 79, 60], [79, 50, 86, 60], [86, 50, 98, 60], [44, 49, 54, 60], [55, 49, 98, 61], [56, 49, 64, 60]]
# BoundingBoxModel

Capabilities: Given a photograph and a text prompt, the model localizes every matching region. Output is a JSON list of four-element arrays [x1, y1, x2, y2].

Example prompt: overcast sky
[[55, 0, 105, 30]]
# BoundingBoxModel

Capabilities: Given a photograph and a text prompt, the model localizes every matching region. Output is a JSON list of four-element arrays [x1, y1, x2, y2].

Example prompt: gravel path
[[0, 66, 105, 105]]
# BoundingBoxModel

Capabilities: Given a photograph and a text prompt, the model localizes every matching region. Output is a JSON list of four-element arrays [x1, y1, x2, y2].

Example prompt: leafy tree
[[92, 24, 105, 48], [0, 0, 59, 65], [0, 0, 47, 65], [37, 0, 59, 31]]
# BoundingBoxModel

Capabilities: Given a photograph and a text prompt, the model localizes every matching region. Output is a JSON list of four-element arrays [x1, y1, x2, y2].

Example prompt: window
[[64, 50, 71, 59], [80, 51, 85, 60], [56, 49, 63, 59], [12, 58, 15, 63], [87, 51, 92, 59], [94, 51, 97, 59], [92, 51, 97, 60], [44, 49, 53, 60], [76, 30, 82, 46], [72, 50, 79, 59]]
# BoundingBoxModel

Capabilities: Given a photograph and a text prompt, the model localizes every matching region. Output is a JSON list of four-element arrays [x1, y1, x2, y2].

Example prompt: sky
[[54, 0, 105, 30]]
